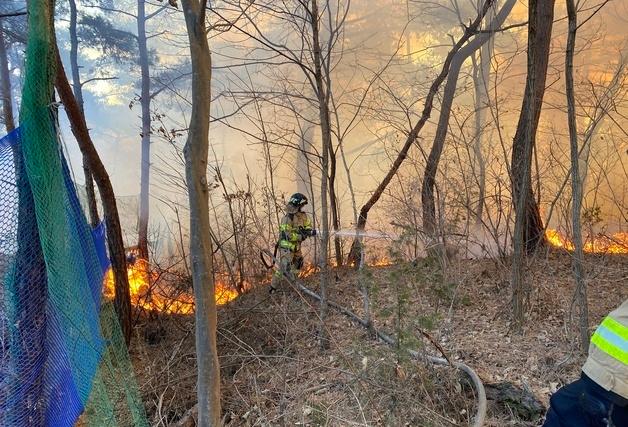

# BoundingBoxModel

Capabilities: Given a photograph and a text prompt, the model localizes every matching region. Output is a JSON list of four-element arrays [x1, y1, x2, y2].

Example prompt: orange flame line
[[545, 230, 628, 254], [103, 260, 241, 314]]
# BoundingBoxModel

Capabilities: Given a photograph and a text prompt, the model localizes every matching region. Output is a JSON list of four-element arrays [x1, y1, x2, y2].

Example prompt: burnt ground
[[130, 250, 627, 426]]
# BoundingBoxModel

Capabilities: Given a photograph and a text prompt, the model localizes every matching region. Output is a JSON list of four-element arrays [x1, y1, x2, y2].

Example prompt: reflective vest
[[278, 212, 312, 251], [582, 299, 628, 400]]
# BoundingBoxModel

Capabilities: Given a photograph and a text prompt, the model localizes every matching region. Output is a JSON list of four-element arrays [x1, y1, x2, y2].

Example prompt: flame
[[545, 229, 628, 254], [369, 256, 393, 267], [300, 264, 318, 277], [214, 282, 240, 305], [103, 259, 241, 314]]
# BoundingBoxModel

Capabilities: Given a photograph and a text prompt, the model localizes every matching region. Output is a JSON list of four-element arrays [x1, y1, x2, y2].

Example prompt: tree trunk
[[510, 0, 554, 254], [511, 0, 555, 330], [0, 22, 15, 132], [347, 0, 495, 265], [180, 0, 222, 424], [68, 0, 100, 228], [296, 125, 312, 200], [68, 0, 84, 111], [215, 167, 245, 294], [53, 47, 133, 346], [310, 0, 331, 348], [472, 2, 495, 225], [328, 142, 342, 266], [472, 52, 488, 225], [137, 0, 151, 261], [421, 0, 515, 242], [565, 0, 589, 352]]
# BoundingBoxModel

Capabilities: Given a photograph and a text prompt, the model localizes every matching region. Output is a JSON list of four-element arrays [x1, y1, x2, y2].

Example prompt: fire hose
[[260, 244, 278, 269]]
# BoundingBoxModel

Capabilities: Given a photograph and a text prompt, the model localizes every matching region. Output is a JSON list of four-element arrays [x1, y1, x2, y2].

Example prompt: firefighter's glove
[[298, 227, 316, 239]]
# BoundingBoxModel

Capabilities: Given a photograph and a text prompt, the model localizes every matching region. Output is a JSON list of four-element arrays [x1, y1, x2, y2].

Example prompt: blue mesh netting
[[0, 125, 147, 426], [0, 127, 108, 425], [0, 2, 148, 424]]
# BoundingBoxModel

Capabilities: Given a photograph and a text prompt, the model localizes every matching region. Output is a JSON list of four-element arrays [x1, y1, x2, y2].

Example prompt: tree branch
[[80, 76, 118, 87], [0, 10, 27, 18], [84, 4, 137, 19], [577, 0, 611, 30]]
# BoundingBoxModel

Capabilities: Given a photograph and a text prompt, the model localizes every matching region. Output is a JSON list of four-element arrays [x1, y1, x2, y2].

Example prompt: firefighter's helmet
[[288, 192, 308, 208]]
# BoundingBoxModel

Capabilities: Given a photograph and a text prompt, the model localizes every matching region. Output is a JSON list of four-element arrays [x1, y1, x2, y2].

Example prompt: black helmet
[[288, 192, 308, 207]]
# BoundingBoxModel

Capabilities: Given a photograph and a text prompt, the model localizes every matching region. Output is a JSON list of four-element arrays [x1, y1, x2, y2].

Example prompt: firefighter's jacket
[[277, 212, 313, 252], [582, 298, 628, 400]]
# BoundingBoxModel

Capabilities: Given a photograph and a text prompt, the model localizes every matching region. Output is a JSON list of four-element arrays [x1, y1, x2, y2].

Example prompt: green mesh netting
[[0, 1, 148, 425]]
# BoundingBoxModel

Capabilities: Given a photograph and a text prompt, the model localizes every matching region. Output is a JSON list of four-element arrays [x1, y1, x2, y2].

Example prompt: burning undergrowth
[[102, 228, 627, 318], [544, 229, 628, 254], [102, 259, 241, 315]]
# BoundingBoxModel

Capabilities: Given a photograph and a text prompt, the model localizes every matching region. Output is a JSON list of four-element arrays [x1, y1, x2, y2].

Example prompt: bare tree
[[470, 1, 496, 225], [309, 0, 332, 347], [180, 0, 221, 424], [68, 0, 99, 227], [210, 0, 351, 268], [510, 0, 555, 330], [566, 0, 589, 352], [421, 0, 516, 248], [346, 0, 495, 265]]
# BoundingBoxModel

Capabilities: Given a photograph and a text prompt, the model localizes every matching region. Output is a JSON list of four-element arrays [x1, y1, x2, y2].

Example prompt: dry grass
[[129, 249, 627, 426]]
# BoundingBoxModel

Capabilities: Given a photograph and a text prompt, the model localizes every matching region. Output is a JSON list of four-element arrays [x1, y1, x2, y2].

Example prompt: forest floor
[[131, 249, 627, 427]]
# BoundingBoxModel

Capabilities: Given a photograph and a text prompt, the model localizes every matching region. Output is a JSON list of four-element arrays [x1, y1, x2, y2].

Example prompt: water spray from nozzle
[[326, 229, 398, 239]]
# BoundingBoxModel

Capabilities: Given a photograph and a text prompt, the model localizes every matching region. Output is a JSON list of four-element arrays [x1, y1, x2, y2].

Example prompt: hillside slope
[[132, 250, 627, 426]]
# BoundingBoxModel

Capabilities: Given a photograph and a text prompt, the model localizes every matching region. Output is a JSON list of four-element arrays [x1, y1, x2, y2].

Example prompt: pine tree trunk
[[137, 0, 151, 261], [180, 0, 222, 424]]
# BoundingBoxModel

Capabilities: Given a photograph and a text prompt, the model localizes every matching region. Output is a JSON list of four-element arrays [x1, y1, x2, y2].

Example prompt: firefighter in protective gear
[[543, 299, 628, 426], [269, 193, 316, 293]]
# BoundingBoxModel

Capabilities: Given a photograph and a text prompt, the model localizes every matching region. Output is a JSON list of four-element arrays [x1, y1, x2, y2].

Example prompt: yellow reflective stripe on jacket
[[602, 316, 628, 341], [590, 316, 628, 365], [279, 240, 296, 250], [279, 223, 302, 243], [279, 224, 300, 241]]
